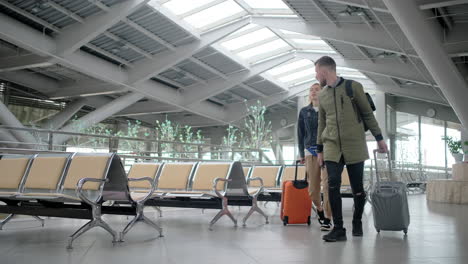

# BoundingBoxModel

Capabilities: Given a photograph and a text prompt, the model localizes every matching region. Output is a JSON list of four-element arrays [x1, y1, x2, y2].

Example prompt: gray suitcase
[[371, 150, 410, 234]]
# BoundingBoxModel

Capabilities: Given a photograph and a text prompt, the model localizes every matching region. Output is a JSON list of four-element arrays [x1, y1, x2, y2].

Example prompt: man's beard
[[319, 79, 327, 87]]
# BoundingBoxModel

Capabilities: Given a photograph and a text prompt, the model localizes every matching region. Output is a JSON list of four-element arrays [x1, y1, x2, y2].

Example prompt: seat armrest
[[213, 178, 231, 198], [76, 178, 108, 205], [128, 177, 155, 203], [247, 177, 264, 198]]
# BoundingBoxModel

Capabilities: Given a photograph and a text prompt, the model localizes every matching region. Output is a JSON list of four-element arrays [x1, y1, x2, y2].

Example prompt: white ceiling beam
[[188, 57, 228, 79], [173, 66, 207, 85], [419, 0, 468, 9], [0, 54, 52, 72], [84, 44, 133, 67], [354, 45, 375, 63], [308, 0, 340, 27], [123, 18, 176, 51], [0, 70, 59, 95], [232, 36, 279, 53], [55, 0, 149, 56], [225, 83, 311, 122], [297, 51, 434, 86], [383, 0, 468, 129], [0, 1, 61, 33], [238, 83, 267, 97], [49, 82, 126, 99], [323, 0, 468, 12], [103, 32, 153, 59], [126, 18, 250, 84], [54, 92, 145, 145], [87, 0, 110, 12], [222, 25, 263, 42], [180, 0, 227, 17], [0, 13, 229, 123], [251, 16, 419, 58], [47, 2, 84, 24], [182, 53, 295, 105], [377, 84, 448, 106], [113, 101, 180, 116], [146, 1, 200, 39]]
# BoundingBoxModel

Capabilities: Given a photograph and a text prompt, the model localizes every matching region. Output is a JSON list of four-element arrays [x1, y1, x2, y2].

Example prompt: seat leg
[[155, 206, 163, 217], [142, 215, 163, 237], [0, 214, 15, 230], [33, 216, 45, 227], [67, 205, 117, 249], [209, 197, 237, 231], [243, 198, 269, 227], [120, 204, 163, 242]]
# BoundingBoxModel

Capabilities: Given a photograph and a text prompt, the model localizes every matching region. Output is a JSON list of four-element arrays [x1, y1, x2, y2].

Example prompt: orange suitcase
[[281, 160, 312, 226]]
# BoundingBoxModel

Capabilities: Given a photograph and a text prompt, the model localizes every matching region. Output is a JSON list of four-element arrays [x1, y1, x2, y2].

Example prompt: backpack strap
[[344, 79, 362, 123], [345, 79, 353, 99]]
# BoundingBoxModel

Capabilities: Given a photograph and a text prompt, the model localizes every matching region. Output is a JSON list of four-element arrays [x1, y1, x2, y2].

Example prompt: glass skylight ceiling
[[158, 0, 369, 89]]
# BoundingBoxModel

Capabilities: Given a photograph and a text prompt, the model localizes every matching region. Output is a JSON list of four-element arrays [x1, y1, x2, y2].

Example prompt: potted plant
[[442, 136, 463, 163], [464, 141, 468, 162]]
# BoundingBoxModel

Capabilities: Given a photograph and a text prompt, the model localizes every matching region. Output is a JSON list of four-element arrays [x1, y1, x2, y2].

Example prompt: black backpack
[[344, 79, 375, 131]]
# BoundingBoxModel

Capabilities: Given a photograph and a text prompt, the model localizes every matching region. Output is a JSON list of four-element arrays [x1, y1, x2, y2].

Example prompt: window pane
[[243, 0, 290, 9], [184, 1, 244, 29], [237, 39, 289, 59], [267, 59, 313, 76], [279, 68, 314, 83], [421, 117, 445, 167], [395, 112, 419, 164], [161, 0, 217, 15], [446, 121, 462, 166], [221, 28, 276, 51]]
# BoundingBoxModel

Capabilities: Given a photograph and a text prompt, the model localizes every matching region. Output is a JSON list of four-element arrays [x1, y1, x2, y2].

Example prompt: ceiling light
[[111, 48, 120, 53], [376, 51, 396, 58], [338, 6, 367, 17], [31, 7, 40, 13], [338, 10, 351, 16], [39, 1, 50, 9]]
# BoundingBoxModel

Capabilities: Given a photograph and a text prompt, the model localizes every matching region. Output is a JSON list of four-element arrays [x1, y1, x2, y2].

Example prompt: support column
[[383, 0, 468, 129], [0, 100, 37, 145], [374, 91, 388, 142], [42, 98, 87, 130], [462, 127, 468, 158], [54, 92, 144, 145]]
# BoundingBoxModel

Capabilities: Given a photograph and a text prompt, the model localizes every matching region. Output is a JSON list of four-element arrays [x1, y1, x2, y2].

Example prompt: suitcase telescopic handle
[[373, 149, 392, 186], [295, 160, 301, 181]]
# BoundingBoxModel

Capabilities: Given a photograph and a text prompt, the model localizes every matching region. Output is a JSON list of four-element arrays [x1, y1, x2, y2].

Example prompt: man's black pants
[[325, 157, 366, 228]]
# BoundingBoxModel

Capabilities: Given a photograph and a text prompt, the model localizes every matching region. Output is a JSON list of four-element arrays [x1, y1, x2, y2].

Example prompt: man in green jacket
[[315, 56, 388, 242]]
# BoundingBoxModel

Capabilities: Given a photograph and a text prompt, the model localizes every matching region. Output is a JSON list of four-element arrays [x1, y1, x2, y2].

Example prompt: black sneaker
[[352, 220, 363, 237], [320, 218, 332, 231], [323, 227, 347, 242]]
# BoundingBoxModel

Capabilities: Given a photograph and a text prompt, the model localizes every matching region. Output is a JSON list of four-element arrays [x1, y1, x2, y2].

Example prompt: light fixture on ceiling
[[31, 0, 50, 13], [376, 51, 396, 59], [111, 48, 120, 53], [338, 6, 367, 17]]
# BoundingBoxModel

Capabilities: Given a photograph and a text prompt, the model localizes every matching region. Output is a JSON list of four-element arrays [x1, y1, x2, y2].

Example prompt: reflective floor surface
[[0, 194, 466, 264]]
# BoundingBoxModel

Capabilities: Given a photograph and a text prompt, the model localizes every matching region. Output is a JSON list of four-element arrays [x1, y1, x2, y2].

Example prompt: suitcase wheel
[[307, 216, 311, 226], [403, 229, 408, 235], [283, 216, 288, 226], [376, 229, 380, 233]]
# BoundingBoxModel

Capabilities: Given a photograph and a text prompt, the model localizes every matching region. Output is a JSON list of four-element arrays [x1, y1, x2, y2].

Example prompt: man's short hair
[[314, 56, 336, 72]]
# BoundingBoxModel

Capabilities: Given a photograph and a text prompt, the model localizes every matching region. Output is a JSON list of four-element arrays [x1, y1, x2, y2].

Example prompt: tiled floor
[[0, 194, 467, 264]]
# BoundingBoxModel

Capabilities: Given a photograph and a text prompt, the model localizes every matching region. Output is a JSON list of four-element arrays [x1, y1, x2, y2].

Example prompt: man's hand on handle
[[299, 157, 305, 164], [377, 140, 388, 153]]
